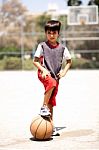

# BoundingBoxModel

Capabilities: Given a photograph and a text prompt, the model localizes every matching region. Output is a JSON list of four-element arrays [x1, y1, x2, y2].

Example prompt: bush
[[71, 58, 99, 69], [1, 56, 37, 70], [23, 59, 36, 70], [4, 57, 22, 70]]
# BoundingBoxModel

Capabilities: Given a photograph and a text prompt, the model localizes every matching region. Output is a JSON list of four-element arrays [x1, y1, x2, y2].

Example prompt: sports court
[[0, 70, 99, 150]]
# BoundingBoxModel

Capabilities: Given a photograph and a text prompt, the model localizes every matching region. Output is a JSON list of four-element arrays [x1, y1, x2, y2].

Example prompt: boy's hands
[[57, 70, 66, 79], [41, 68, 51, 79], [57, 59, 72, 79], [33, 57, 51, 79]]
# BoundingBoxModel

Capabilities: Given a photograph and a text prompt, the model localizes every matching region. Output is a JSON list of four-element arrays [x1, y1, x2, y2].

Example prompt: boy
[[33, 20, 72, 121]]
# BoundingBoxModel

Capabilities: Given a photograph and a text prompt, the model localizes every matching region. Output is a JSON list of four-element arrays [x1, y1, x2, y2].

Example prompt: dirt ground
[[0, 70, 99, 150]]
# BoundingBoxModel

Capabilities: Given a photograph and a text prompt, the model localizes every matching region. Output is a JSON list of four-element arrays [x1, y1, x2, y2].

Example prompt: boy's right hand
[[41, 68, 51, 79]]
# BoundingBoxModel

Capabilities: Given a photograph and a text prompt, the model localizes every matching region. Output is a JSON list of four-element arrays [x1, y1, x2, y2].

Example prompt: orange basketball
[[30, 115, 53, 140]]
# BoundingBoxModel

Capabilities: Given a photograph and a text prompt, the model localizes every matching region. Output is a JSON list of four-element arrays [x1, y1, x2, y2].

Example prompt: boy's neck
[[46, 41, 59, 49]]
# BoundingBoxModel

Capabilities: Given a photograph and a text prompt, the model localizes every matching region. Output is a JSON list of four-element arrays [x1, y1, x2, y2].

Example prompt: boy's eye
[[48, 32, 51, 34], [47, 31, 57, 35]]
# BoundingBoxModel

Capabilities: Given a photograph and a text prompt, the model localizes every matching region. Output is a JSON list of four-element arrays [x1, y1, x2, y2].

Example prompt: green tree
[[1, 0, 27, 24], [35, 13, 51, 32], [88, 0, 99, 6]]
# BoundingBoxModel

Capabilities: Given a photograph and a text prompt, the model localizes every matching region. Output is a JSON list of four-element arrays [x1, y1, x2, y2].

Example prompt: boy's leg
[[47, 103, 53, 120], [48, 81, 59, 107], [40, 86, 55, 117], [38, 73, 57, 117], [41, 87, 54, 118], [43, 86, 55, 106]]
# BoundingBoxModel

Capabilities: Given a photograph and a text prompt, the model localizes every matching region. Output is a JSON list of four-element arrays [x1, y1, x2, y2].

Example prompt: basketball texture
[[30, 115, 53, 140]]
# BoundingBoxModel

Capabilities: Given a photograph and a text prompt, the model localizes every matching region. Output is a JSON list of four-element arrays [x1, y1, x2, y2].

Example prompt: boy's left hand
[[57, 59, 72, 79], [57, 70, 66, 79]]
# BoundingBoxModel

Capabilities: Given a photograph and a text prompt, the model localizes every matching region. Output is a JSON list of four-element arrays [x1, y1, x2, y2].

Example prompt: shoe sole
[[39, 114, 51, 118], [41, 115, 51, 118], [51, 133, 60, 136]]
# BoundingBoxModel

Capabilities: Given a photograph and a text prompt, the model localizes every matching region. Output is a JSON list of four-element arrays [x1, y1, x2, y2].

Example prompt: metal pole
[[20, 19, 24, 70]]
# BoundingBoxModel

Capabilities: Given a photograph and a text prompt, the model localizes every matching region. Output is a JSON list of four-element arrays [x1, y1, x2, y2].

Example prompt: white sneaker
[[40, 105, 51, 117], [52, 127, 60, 136]]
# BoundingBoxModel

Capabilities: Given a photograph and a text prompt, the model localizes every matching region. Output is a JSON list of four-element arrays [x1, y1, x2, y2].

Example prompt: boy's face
[[46, 30, 59, 44]]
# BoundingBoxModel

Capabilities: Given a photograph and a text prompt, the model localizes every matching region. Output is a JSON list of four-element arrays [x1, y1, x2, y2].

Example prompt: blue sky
[[21, 0, 90, 13]]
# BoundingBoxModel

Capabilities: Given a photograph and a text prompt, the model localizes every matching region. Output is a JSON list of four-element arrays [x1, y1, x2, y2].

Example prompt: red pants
[[38, 71, 59, 107]]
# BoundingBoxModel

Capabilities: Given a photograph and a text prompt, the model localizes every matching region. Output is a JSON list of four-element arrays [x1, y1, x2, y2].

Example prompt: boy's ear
[[58, 33, 60, 37]]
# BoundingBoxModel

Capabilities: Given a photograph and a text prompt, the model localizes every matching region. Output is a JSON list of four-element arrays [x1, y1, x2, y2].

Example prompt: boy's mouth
[[50, 37, 55, 40]]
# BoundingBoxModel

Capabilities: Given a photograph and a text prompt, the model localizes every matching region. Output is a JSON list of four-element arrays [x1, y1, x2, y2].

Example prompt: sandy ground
[[0, 70, 99, 150]]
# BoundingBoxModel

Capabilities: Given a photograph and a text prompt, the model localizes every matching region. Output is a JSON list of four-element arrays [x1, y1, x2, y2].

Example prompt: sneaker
[[40, 105, 51, 117], [52, 127, 60, 136]]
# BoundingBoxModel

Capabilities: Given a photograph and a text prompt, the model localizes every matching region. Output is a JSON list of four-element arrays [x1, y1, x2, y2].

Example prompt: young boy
[[33, 20, 72, 121]]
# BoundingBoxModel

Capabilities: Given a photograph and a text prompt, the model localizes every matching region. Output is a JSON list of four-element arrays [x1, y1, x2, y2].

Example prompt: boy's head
[[45, 20, 61, 34]]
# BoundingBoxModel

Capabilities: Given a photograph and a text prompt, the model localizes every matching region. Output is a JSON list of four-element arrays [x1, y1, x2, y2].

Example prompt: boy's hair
[[45, 20, 61, 33]]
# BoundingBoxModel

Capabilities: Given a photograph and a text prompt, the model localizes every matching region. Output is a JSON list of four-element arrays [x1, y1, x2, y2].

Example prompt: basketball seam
[[30, 117, 40, 132], [43, 120, 47, 139], [50, 121, 53, 132], [50, 122, 53, 135], [35, 119, 43, 139]]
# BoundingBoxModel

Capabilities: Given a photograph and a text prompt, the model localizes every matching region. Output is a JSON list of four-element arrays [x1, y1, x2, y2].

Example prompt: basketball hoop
[[67, 5, 98, 26]]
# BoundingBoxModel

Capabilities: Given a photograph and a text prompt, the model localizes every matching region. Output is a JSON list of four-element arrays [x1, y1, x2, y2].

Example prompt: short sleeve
[[63, 47, 71, 60], [34, 44, 43, 58]]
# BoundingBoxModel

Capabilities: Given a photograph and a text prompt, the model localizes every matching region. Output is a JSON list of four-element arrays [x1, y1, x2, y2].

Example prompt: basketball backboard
[[67, 5, 98, 25]]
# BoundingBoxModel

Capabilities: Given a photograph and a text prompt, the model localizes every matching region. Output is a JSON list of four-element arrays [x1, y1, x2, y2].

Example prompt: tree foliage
[[35, 13, 51, 32], [1, 0, 27, 23], [88, 0, 99, 6]]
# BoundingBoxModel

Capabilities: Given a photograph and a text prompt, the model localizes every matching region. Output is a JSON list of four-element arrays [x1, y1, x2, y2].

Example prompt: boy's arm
[[57, 59, 72, 79], [33, 57, 51, 78]]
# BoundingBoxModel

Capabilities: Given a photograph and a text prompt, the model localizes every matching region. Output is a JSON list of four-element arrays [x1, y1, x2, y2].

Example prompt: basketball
[[30, 115, 53, 140]]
